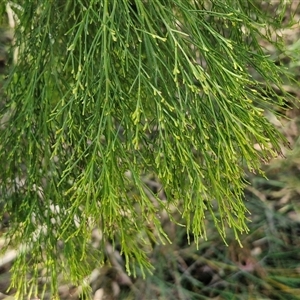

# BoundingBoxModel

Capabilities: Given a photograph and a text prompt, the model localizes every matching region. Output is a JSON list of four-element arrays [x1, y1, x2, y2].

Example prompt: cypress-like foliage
[[0, 1, 295, 298]]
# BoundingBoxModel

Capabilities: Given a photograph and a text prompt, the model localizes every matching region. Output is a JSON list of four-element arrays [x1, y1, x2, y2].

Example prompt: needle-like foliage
[[0, 0, 295, 298]]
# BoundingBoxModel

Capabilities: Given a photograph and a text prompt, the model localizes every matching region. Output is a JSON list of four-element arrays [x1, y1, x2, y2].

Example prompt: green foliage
[[0, 0, 296, 298], [127, 161, 300, 299]]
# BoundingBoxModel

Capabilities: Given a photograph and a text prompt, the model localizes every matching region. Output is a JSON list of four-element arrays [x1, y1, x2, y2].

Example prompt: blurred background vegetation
[[1, 1, 300, 300]]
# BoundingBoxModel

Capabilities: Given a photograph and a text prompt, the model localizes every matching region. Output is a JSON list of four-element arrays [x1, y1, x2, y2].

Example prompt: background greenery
[[0, 0, 300, 299]]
